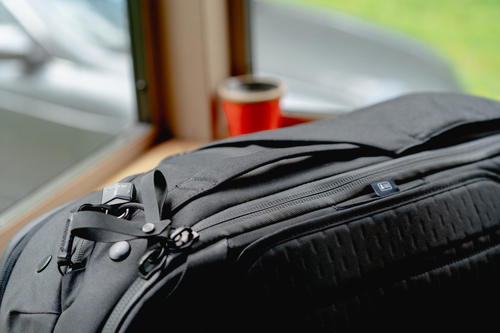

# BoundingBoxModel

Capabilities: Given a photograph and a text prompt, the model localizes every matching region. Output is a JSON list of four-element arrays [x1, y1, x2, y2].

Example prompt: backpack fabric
[[1, 92, 500, 332]]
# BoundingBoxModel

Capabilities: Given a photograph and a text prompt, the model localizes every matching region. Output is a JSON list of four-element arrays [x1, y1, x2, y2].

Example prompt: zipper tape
[[194, 134, 500, 234]]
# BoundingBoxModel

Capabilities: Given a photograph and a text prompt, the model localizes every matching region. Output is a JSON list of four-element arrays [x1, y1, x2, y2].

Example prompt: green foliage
[[286, 0, 500, 100]]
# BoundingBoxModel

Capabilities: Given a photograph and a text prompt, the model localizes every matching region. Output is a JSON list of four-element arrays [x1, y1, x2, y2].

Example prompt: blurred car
[[0, 0, 137, 218], [251, 0, 462, 117], [0, 0, 135, 130]]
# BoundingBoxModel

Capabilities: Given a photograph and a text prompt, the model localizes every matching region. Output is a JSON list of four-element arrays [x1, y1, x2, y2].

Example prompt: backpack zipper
[[102, 134, 500, 332], [192, 134, 500, 236], [235, 175, 493, 269], [101, 232, 195, 333]]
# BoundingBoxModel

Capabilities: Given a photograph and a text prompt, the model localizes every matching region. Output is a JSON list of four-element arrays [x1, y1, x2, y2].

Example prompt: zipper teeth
[[198, 175, 424, 232], [72, 239, 91, 264], [195, 135, 500, 233], [101, 137, 500, 331], [101, 278, 149, 333], [237, 176, 490, 265], [102, 253, 174, 333], [195, 177, 362, 233], [102, 278, 148, 333]]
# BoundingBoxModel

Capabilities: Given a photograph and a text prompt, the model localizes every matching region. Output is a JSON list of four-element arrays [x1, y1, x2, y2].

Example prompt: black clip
[[56, 202, 133, 275], [57, 214, 75, 275]]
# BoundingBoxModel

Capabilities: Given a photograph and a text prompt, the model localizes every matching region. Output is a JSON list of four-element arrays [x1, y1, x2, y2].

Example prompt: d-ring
[[103, 207, 130, 219], [117, 208, 130, 219]]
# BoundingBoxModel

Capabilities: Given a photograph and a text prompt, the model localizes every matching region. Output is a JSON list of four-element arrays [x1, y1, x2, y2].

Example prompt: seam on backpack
[[10, 311, 59, 315], [174, 177, 218, 192]]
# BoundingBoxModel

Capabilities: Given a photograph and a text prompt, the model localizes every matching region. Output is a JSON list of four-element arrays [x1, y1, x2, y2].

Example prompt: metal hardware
[[57, 203, 131, 275], [116, 208, 130, 220], [142, 223, 155, 234], [168, 227, 199, 251]]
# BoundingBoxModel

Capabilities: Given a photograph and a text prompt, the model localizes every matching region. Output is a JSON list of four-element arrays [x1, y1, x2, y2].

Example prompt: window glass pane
[[250, 0, 492, 116], [0, 0, 137, 213]]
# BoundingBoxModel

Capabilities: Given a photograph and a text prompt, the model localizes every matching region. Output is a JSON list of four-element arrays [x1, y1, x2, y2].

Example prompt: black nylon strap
[[140, 169, 168, 225], [71, 211, 170, 243], [69, 169, 171, 243], [168, 142, 380, 211]]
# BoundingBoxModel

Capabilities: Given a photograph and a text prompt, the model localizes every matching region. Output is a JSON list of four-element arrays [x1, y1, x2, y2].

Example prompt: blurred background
[[0, 0, 498, 230], [252, 0, 499, 116], [0, 0, 136, 217], [294, 0, 500, 100]]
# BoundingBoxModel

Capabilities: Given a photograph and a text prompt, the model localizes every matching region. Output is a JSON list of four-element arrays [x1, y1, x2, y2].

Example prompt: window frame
[[0, 0, 156, 249], [0, 0, 237, 250]]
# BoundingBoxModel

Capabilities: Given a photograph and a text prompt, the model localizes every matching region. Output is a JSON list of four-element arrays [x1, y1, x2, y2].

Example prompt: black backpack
[[2, 93, 500, 332]]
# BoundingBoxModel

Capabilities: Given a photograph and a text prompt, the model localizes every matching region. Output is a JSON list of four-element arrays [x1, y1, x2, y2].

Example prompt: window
[[249, 0, 464, 117], [0, 0, 149, 225]]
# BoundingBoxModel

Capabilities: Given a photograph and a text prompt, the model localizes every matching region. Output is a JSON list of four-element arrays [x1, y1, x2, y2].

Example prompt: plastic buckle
[[102, 183, 135, 206]]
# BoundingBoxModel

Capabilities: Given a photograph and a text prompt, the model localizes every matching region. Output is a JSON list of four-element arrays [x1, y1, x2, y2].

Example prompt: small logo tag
[[371, 179, 399, 197], [377, 181, 393, 191]]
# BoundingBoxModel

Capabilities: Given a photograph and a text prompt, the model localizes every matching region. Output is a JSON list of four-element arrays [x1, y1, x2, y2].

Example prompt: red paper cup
[[218, 76, 286, 136]]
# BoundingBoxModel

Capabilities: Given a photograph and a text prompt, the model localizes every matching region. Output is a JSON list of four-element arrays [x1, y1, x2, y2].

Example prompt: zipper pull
[[138, 244, 166, 279], [137, 227, 199, 279], [167, 227, 199, 251]]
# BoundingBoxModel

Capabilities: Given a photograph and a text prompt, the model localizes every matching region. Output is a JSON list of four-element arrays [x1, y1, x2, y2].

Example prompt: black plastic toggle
[[101, 183, 135, 206]]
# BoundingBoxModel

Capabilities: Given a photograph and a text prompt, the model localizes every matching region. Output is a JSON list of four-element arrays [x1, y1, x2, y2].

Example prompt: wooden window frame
[[142, 0, 232, 140]]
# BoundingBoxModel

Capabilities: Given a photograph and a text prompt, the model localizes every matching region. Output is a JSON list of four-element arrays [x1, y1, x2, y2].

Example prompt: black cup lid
[[218, 76, 286, 103]]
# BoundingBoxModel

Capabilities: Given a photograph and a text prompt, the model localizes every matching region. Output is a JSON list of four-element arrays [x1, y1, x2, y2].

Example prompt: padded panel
[[244, 179, 500, 332]]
